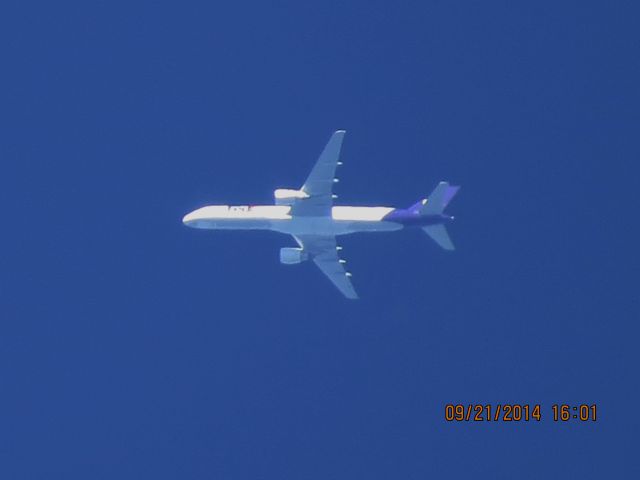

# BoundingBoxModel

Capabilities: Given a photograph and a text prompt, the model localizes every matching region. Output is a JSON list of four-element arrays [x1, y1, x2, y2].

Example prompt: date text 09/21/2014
[[444, 404, 597, 422]]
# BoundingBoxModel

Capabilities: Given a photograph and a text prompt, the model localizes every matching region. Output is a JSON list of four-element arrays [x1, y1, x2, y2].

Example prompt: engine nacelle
[[280, 247, 308, 265], [274, 188, 309, 205]]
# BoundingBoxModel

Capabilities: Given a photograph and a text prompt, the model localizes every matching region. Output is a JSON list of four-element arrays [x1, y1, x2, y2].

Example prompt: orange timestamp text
[[444, 404, 598, 422]]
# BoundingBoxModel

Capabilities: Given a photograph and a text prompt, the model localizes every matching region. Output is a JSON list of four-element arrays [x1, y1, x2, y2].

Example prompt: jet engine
[[280, 247, 308, 265], [274, 188, 309, 206]]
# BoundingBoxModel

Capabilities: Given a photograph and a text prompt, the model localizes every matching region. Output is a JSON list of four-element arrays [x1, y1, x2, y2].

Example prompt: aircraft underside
[[183, 130, 459, 298], [190, 217, 404, 236]]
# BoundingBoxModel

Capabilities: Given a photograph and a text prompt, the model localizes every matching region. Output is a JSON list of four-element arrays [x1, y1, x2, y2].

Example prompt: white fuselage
[[182, 205, 403, 236]]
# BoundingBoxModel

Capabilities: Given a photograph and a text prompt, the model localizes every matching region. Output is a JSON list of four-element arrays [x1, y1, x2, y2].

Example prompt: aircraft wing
[[294, 234, 358, 299], [293, 130, 345, 217]]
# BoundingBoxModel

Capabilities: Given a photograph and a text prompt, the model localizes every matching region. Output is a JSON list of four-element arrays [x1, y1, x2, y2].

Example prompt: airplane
[[183, 130, 459, 299]]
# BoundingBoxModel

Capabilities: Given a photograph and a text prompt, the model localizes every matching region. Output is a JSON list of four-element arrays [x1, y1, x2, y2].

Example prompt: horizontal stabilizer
[[421, 182, 460, 215], [423, 224, 455, 250]]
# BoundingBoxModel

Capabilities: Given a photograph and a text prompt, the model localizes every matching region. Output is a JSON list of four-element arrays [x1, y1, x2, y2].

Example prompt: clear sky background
[[1, 1, 639, 478]]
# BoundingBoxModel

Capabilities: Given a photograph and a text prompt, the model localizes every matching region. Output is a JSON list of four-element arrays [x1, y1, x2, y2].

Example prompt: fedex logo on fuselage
[[229, 205, 251, 212]]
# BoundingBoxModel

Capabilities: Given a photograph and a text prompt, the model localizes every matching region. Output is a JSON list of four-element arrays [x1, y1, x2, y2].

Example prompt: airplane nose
[[182, 211, 196, 225]]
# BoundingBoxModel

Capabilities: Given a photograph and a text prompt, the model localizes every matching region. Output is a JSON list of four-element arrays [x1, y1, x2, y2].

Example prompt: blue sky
[[1, 1, 639, 478]]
